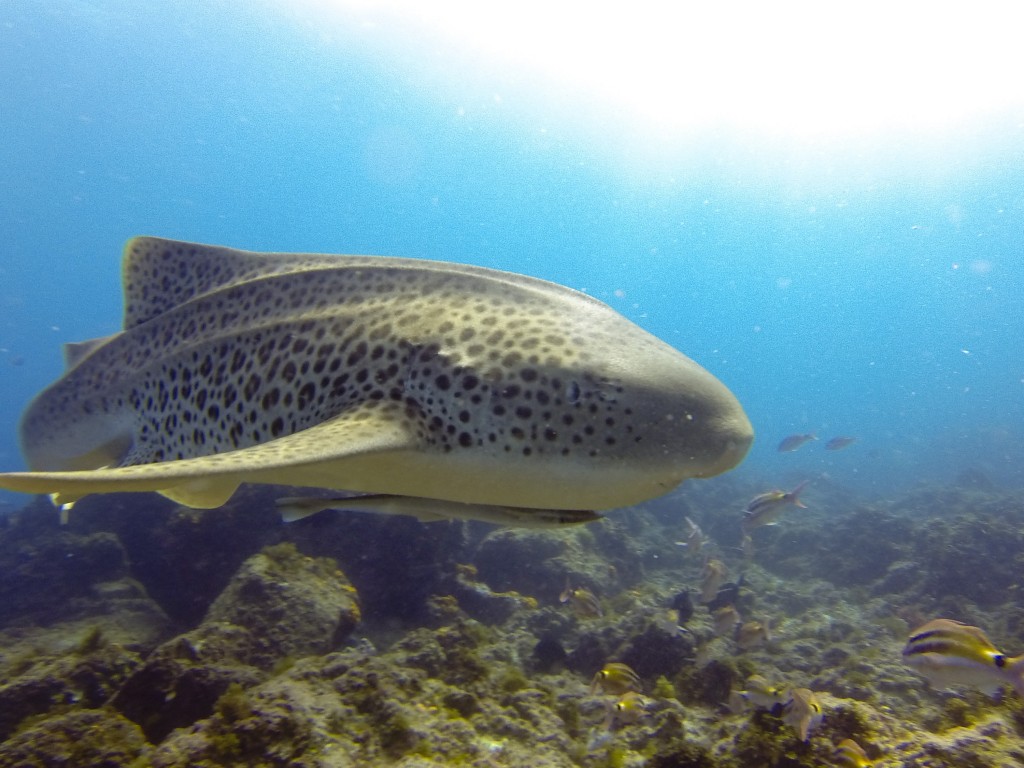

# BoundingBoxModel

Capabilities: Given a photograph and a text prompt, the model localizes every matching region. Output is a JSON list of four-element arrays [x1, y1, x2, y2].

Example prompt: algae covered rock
[[0, 708, 150, 768], [0, 636, 142, 741], [917, 510, 1024, 606], [203, 542, 360, 668], [73, 488, 282, 626], [110, 622, 266, 742], [447, 563, 539, 625], [284, 510, 466, 624], [150, 678, 322, 768], [473, 525, 618, 607], [616, 623, 692, 680], [474, 528, 570, 595], [111, 543, 361, 742], [0, 503, 131, 627]]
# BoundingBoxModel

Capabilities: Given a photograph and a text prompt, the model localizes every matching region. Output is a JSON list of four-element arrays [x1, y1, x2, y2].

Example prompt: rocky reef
[[1, 476, 1024, 766]]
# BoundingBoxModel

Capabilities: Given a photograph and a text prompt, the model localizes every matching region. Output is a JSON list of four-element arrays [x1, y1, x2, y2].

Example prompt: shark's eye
[[994, 654, 1006, 668]]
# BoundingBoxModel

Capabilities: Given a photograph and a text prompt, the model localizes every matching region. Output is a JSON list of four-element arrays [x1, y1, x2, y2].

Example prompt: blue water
[[2, 1, 1022, 509]]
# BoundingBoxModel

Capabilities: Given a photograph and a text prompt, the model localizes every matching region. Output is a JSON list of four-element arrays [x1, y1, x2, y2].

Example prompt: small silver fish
[[277, 493, 601, 527], [740, 533, 756, 560], [825, 436, 857, 451], [777, 433, 817, 452], [693, 640, 716, 669], [742, 480, 808, 532], [675, 516, 708, 555], [699, 558, 729, 603], [652, 608, 690, 638]]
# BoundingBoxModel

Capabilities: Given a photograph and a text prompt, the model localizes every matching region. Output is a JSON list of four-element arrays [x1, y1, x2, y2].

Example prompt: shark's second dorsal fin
[[120, 237, 355, 328], [63, 333, 119, 370]]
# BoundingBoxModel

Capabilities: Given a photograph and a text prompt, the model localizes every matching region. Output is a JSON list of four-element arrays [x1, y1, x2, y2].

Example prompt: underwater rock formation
[[110, 622, 267, 743], [0, 708, 149, 768], [63, 488, 281, 626], [0, 500, 137, 627], [203, 542, 361, 667], [1, 482, 1024, 766], [112, 542, 360, 742], [0, 637, 141, 742], [284, 507, 467, 624]]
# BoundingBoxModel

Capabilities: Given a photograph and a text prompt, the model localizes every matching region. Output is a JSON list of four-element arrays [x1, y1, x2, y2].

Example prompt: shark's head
[[445, 291, 754, 502]]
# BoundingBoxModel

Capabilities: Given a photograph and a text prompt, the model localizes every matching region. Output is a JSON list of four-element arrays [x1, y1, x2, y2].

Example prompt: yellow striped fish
[[741, 480, 808, 532], [832, 738, 872, 767], [902, 618, 1024, 697], [590, 662, 642, 695]]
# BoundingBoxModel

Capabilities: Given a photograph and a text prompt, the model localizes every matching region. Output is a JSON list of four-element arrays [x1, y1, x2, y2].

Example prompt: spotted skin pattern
[[3, 238, 753, 515]]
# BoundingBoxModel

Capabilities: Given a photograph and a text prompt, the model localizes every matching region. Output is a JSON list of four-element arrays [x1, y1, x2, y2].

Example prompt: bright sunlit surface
[[285, 0, 1024, 141]]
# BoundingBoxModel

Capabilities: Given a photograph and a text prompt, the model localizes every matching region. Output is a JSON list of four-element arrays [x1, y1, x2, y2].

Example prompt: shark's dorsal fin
[[119, 237, 613, 330], [121, 237, 350, 328]]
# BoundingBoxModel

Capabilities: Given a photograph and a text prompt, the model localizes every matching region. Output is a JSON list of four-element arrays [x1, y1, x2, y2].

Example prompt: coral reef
[[112, 542, 360, 743], [0, 708, 149, 768], [203, 542, 361, 667], [1, 479, 1024, 766], [0, 637, 141, 742], [62, 488, 282, 626]]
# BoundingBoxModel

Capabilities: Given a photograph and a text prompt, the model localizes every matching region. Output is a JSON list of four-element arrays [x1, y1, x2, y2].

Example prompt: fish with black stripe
[[902, 618, 1024, 697]]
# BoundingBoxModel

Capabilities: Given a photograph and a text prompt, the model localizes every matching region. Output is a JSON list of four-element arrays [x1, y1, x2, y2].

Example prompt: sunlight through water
[[283, 0, 1024, 141]]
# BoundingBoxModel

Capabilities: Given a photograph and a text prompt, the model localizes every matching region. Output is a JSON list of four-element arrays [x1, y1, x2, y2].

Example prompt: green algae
[[269, 655, 297, 677], [1, 708, 152, 768], [3, 646, 43, 678], [924, 694, 998, 733], [731, 709, 817, 768], [494, 664, 530, 693], [73, 626, 107, 656], [595, 745, 629, 768], [214, 682, 254, 723], [193, 689, 316, 767], [350, 689, 424, 759], [554, 696, 581, 738], [652, 675, 676, 699]]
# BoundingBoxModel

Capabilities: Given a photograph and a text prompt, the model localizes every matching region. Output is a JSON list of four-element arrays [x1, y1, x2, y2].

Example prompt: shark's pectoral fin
[[0, 402, 421, 509]]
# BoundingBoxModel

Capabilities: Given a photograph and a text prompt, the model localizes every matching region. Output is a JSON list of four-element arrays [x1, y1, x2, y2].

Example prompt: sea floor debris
[[1, 479, 1024, 766]]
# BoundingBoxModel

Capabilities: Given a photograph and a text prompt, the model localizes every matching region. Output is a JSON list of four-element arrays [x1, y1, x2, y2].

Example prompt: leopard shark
[[0, 237, 752, 524]]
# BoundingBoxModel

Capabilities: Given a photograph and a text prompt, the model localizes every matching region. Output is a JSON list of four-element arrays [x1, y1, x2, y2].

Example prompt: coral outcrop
[[1, 479, 1024, 766]]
